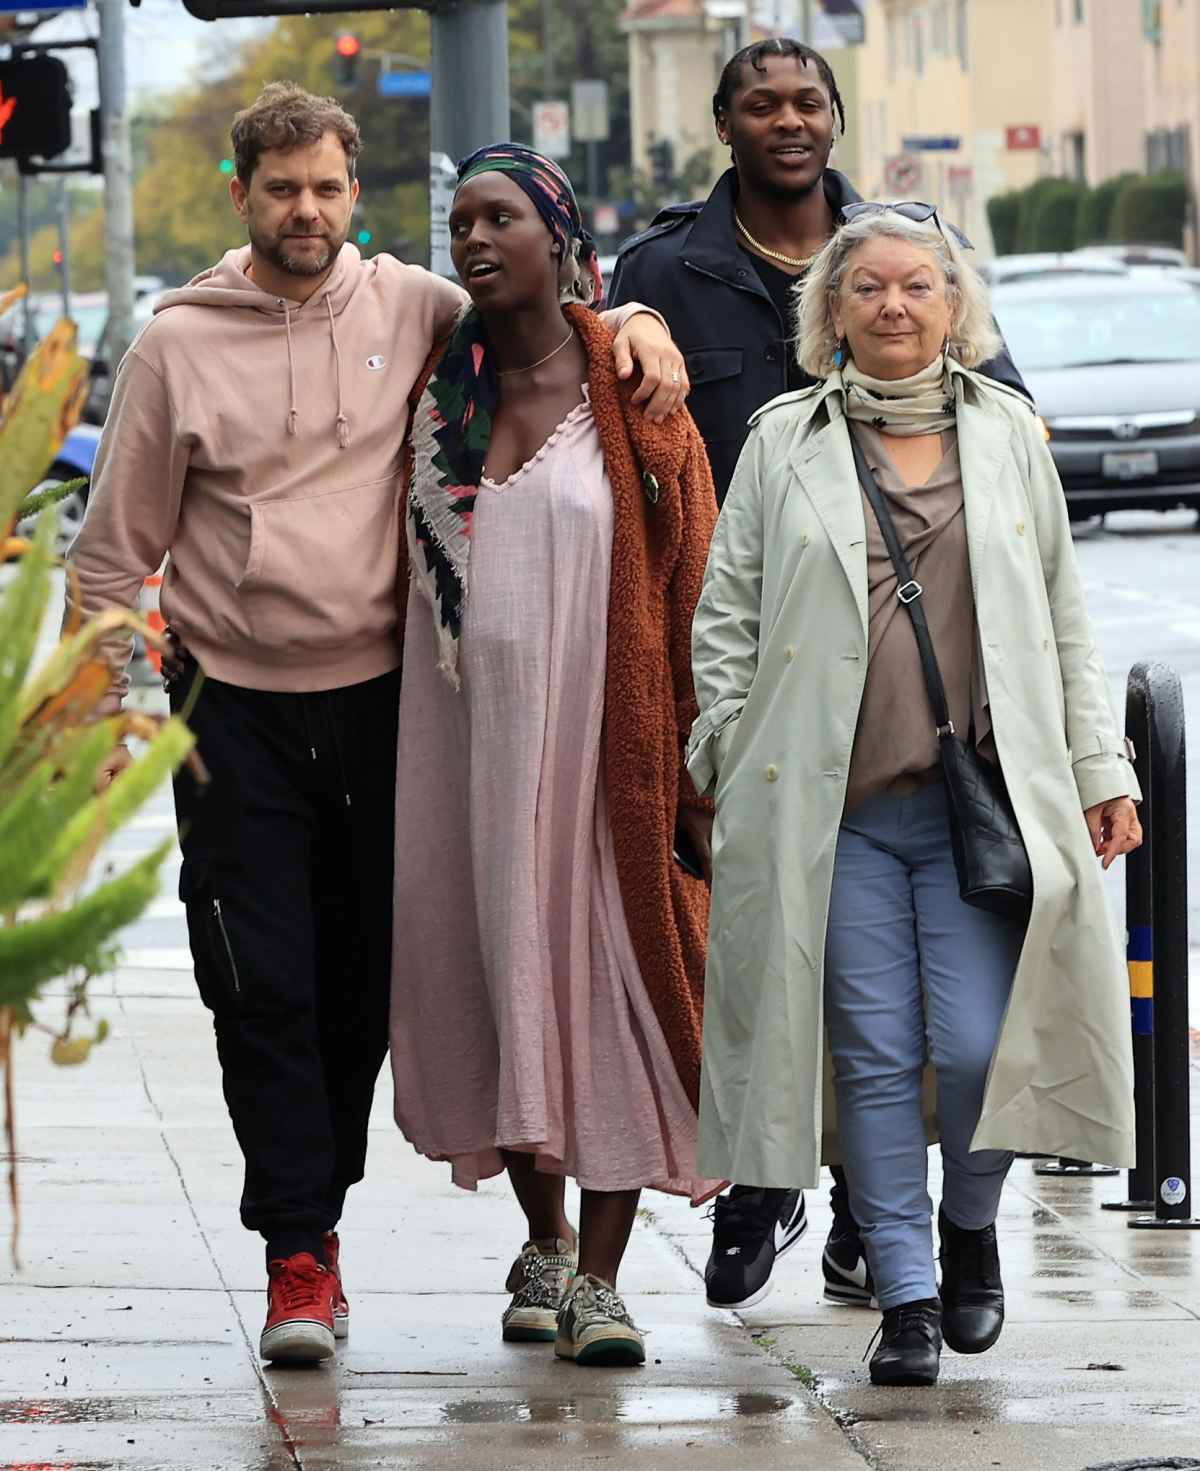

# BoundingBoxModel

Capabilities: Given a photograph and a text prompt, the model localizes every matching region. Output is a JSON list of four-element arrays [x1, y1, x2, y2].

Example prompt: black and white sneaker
[[822, 1221, 876, 1307], [705, 1187, 808, 1309]]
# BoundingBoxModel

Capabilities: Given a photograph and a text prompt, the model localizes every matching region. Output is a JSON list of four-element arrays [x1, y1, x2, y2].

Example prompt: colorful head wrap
[[405, 144, 600, 690], [455, 142, 604, 305]]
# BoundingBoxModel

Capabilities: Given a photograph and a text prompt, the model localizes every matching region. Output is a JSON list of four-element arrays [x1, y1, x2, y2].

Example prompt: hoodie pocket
[[238, 475, 401, 655]]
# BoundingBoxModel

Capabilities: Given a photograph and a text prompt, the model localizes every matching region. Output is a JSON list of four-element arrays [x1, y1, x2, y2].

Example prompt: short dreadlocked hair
[[712, 38, 846, 136]]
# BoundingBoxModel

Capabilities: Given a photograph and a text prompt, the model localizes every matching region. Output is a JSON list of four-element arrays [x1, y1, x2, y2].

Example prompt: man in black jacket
[[610, 38, 1027, 505], [611, 35, 1029, 1317]]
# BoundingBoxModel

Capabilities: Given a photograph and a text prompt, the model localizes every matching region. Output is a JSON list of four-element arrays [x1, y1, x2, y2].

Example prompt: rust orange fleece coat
[[398, 303, 717, 1107]]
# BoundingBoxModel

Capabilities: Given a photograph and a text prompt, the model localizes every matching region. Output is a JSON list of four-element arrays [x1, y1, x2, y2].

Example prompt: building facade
[[621, 0, 862, 195], [623, 0, 1200, 256]]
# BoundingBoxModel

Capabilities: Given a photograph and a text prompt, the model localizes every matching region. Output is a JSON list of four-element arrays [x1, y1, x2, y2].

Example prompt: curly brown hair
[[231, 81, 362, 186]]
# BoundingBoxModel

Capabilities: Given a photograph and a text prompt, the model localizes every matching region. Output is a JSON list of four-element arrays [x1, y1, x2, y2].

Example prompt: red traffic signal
[[0, 56, 72, 161], [332, 32, 362, 89]]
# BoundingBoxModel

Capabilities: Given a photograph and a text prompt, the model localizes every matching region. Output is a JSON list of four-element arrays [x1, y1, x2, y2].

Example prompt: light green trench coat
[[687, 362, 1140, 1188]]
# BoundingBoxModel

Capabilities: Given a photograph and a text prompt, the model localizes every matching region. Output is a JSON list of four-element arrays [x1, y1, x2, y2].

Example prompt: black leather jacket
[[610, 168, 1030, 504]]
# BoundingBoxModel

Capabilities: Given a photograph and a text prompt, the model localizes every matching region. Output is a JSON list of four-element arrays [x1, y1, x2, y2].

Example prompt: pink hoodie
[[69, 243, 471, 697]]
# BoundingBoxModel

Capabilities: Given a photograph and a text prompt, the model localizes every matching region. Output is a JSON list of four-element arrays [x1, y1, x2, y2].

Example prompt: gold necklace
[[734, 210, 819, 270], [496, 326, 575, 376]]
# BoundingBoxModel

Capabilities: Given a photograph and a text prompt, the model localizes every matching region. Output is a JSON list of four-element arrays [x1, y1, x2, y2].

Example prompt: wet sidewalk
[[3, 956, 1198, 1471]]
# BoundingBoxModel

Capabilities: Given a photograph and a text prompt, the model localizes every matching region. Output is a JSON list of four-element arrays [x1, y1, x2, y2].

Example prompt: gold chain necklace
[[734, 210, 819, 270], [496, 326, 575, 376]]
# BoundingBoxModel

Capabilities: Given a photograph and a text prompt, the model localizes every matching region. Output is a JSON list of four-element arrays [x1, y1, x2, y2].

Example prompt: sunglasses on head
[[839, 201, 974, 252]]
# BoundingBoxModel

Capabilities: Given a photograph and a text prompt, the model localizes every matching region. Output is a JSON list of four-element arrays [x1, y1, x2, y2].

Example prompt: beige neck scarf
[[841, 353, 957, 437]]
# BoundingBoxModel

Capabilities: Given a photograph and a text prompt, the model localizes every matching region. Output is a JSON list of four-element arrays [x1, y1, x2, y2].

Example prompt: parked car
[[991, 274, 1200, 516], [981, 253, 1126, 287], [1072, 243, 1189, 270], [17, 422, 100, 554]]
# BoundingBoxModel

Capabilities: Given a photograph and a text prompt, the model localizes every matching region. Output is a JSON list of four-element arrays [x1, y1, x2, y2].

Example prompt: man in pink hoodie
[[67, 81, 688, 1367]]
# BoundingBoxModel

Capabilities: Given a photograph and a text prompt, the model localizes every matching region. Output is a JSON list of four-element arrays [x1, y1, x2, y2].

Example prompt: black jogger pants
[[170, 659, 400, 1259]]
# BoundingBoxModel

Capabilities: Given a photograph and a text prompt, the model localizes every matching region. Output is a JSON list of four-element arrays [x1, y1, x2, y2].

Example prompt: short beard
[[250, 224, 345, 278]]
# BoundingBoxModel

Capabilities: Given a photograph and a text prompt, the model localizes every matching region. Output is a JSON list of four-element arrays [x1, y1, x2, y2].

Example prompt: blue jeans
[[824, 783, 1026, 1310]]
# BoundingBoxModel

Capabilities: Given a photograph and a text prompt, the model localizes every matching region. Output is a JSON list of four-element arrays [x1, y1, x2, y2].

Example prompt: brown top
[[845, 422, 992, 815]]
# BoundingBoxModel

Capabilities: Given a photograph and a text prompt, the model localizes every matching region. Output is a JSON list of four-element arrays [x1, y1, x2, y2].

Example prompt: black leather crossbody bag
[[851, 434, 1033, 920]]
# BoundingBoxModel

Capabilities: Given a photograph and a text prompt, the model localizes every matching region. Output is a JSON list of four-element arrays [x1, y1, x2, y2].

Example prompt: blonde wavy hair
[[793, 209, 1002, 377]]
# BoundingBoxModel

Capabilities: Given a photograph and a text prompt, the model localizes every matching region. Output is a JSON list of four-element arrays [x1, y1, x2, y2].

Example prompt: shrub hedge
[[985, 170, 1191, 256]]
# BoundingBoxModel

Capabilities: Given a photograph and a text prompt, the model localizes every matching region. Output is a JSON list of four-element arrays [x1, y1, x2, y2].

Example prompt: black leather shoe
[[938, 1208, 1005, 1354], [868, 1297, 942, 1386]]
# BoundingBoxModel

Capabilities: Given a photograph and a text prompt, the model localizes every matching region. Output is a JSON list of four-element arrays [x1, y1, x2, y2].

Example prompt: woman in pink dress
[[390, 145, 719, 1366]]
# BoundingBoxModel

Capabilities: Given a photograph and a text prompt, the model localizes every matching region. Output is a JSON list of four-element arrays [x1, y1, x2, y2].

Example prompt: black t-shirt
[[748, 252, 809, 393]]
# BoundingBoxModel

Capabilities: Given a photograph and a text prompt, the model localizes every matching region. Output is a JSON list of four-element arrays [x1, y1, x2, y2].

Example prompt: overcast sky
[[33, 0, 273, 111]]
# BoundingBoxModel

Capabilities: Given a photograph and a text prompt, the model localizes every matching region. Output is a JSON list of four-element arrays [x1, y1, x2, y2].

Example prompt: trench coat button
[[800, 531, 810, 546], [784, 645, 796, 661], [1043, 637, 1050, 651], [1017, 520, 1026, 535], [642, 471, 660, 504], [765, 763, 780, 782], [765, 346, 778, 363]]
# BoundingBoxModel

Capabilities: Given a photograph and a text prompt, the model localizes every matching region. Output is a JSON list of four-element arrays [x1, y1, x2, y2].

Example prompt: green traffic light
[[356, 229, 372, 246], [218, 158, 235, 175]]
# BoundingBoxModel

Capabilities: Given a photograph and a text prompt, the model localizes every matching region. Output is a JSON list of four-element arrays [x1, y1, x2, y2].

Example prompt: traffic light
[[0, 55, 72, 161], [647, 139, 674, 189], [333, 32, 361, 91]]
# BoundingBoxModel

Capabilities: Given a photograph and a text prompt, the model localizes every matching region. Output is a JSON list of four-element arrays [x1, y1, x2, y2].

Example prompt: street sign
[[1005, 124, 1042, 151], [884, 154, 923, 194], [532, 100, 570, 160], [378, 69, 431, 98], [947, 164, 974, 192], [429, 149, 456, 279], [901, 135, 961, 152], [571, 79, 609, 143]]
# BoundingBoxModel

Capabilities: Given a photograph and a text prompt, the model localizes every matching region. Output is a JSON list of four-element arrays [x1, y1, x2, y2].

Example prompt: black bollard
[[1104, 674, 1156, 1213], [1129, 662, 1199, 1231]]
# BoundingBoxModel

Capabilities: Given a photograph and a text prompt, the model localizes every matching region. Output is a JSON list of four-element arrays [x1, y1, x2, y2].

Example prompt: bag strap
[[849, 432, 955, 740]]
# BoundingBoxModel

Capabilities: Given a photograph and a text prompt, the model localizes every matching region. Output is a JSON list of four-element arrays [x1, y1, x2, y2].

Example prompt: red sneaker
[[323, 1230, 350, 1339], [260, 1252, 336, 1364]]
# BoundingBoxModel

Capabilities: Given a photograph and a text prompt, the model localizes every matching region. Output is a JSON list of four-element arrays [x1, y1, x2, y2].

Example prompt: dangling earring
[[833, 337, 848, 369]]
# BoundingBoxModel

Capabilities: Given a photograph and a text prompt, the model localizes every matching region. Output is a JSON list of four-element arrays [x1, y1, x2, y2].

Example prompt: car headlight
[[1035, 415, 1052, 442]]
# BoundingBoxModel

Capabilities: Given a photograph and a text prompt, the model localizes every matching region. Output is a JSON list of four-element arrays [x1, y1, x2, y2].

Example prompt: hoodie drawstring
[[299, 692, 352, 807], [282, 301, 299, 438], [326, 295, 351, 450]]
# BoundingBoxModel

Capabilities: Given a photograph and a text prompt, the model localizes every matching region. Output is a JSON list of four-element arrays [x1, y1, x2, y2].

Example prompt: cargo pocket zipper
[[212, 898, 243, 996]]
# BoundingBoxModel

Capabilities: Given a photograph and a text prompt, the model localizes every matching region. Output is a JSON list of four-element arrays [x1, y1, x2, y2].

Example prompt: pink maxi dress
[[390, 393, 715, 1201]]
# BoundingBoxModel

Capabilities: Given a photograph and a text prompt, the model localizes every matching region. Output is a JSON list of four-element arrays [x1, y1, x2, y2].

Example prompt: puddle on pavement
[[0, 1398, 126, 1425]]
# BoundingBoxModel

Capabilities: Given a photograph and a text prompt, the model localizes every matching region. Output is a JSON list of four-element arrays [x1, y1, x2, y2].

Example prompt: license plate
[[1102, 450, 1159, 481]]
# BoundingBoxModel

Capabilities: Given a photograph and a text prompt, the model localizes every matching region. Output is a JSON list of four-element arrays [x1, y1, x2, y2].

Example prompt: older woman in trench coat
[[687, 204, 1142, 1388]]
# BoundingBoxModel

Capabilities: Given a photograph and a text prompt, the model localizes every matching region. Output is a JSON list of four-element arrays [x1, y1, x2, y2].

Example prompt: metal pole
[[1104, 668, 1156, 1212], [97, 0, 136, 369], [16, 173, 33, 356], [542, 0, 553, 93], [58, 179, 72, 320], [429, 0, 509, 278], [1130, 661, 1200, 1230], [430, 1, 510, 167]]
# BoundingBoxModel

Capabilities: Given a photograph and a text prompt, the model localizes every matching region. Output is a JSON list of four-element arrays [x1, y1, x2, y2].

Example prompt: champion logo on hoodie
[[366, 355, 386, 370]]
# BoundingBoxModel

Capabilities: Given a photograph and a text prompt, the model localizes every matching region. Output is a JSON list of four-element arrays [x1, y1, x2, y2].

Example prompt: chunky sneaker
[[822, 1221, 876, 1307], [502, 1237, 577, 1342], [323, 1230, 349, 1339], [867, 1297, 942, 1387], [705, 1187, 808, 1309], [555, 1273, 645, 1366], [260, 1252, 337, 1364], [938, 1209, 1004, 1355]]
